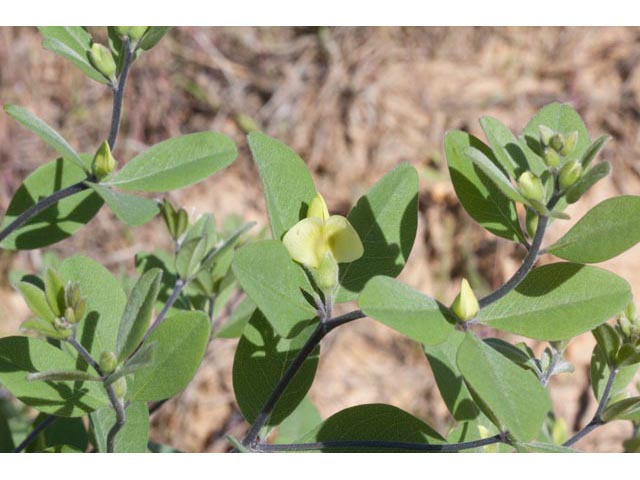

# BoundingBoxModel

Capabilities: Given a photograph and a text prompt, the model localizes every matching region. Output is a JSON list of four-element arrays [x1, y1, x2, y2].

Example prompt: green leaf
[[465, 146, 531, 206], [275, 396, 322, 444], [359, 276, 454, 346], [38, 27, 108, 84], [127, 311, 211, 402], [116, 268, 163, 362], [478, 263, 631, 340], [547, 196, 640, 263], [444, 131, 524, 243], [0, 336, 109, 417], [106, 342, 157, 385], [20, 318, 67, 340], [479, 116, 530, 178], [0, 410, 15, 452], [59, 256, 127, 357], [0, 155, 103, 250], [4, 105, 88, 173], [90, 401, 149, 453], [175, 236, 207, 280], [602, 397, 640, 422], [590, 344, 638, 402], [580, 135, 609, 169], [138, 27, 172, 50], [521, 103, 591, 173], [591, 323, 620, 367], [456, 334, 551, 440], [27, 370, 101, 382], [107, 132, 237, 192], [233, 311, 319, 426], [17, 281, 56, 323], [232, 240, 317, 338], [248, 131, 317, 240], [44, 268, 65, 316], [297, 404, 445, 452], [617, 344, 640, 367], [214, 296, 256, 339], [565, 162, 611, 204], [423, 330, 484, 422], [337, 163, 419, 302], [86, 183, 159, 227]]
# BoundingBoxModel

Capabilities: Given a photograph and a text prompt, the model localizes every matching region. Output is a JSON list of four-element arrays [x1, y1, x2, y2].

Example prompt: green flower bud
[[625, 302, 637, 323], [92, 141, 117, 180], [517, 172, 545, 203], [538, 125, 555, 147], [558, 161, 583, 190], [88, 43, 116, 80], [114, 26, 131, 37], [543, 147, 560, 168], [618, 315, 633, 338], [128, 27, 148, 41], [64, 306, 76, 325], [551, 417, 568, 445], [316, 253, 339, 293], [525, 208, 539, 239], [176, 208, 189, 239], [74, 298, 86, 324], [549, 133, 565, 153], [99, 351, 118, 375], [64, 281, 81, 310], [112, 377, 127, 399], [561, 131, 578, 156], [53, 317, 73, 339], [451, 278, 479, 322]]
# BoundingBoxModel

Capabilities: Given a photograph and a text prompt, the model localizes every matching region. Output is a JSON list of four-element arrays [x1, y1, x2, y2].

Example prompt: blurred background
[[1, 26, 640, 452]]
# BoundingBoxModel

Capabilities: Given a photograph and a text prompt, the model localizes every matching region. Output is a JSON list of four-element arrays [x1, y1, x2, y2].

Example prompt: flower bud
[[316, 253, 339, 293], [64, 306, 76, 325], [552, 417, 568, 445], [451, 278, 479, 322], [112, 377, 127, 399], [74, 298, 86, 323], [517, 172, 545, 203], [99, 351, 118, 375], [543, 147, 560, 168], [525, 209, 539, 239], [549, 133, 565, 153], [128, 27, 148, 41], [88, 43, 116, 80], [53, 317, 73, 339], [92, 141, 116, 180], [561, 131, 578, 156], [558, 161, 583, 190], [538, 125, 555, 147], [64, 281, 81, 310], [618, 315, 633, 338]]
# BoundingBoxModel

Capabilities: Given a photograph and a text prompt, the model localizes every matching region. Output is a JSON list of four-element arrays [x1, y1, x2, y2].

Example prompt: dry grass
[[2, 26, 640, 452]]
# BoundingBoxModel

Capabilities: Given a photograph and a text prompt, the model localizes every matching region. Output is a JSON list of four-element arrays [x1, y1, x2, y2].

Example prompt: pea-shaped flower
[[283, 193, 364, 270]]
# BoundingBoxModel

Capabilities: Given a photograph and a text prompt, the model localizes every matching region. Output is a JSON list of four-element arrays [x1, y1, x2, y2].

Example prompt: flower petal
[[307, 193, 329, 221], [282, 217, 324, 269], [325, 215, 364, 263]]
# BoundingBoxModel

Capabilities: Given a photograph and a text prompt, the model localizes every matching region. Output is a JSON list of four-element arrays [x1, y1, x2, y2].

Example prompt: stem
[[108, 38, 134, 151], [11, 415, 58, 453], [254, 433, 505, 453], [68, 336, 101, 373], [0, 182, 88, 244], [105, 386, 127, 453], [241, 309, 364, 448], [140, 277, 185, 345], [478, 214, 548, 308], [563, 367, 618, 447]]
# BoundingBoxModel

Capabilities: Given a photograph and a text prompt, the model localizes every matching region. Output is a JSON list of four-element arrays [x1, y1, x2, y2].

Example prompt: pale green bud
[[558, 161, 583, 190], [128, 27, 148, 41], [561, 131, 578, 156], [451, 278, 479, 322], [99, 351, 118, 375], [316, 253, 339, 293], [64, 306, 76, 325], [549, 133, 565, 153], [525, 209, 539, 239], [543, 147, 560, 168], [53, 317, 73, 339], [538, 125, 555, 147], [517, 172, 545, 203], [618, 316, 633, 338], [92, 141, 116, 180], [88, 43, 116, 80], [552, 417, 568, 445], [112, 377, 127, 399], [74, 298, 86, 324]]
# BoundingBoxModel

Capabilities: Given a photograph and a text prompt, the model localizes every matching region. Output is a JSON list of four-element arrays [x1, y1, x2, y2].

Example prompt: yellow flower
[[282, 193, 364, 270]]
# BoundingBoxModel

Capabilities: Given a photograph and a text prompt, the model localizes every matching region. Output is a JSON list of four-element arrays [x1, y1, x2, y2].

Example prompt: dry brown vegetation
[[1, 26, 640, 452]]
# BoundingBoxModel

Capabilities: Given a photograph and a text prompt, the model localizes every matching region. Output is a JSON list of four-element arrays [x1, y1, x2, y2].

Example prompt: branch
[[139, 277, 186, 346], [241, 309, 364, 448], [108, 38, 134, 151], [11, 415, 58, 453], [563, 367, 619, 447], [254, 433, 506, 453]]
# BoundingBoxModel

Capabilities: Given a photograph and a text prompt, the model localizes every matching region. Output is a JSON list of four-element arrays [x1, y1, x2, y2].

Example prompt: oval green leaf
[[107, 132, 237, 192], [90, 401, 150, 453], [359, 276, 454, 346], [547, 196, 640, 263], [457, 334, 551, 441], [478, 263, 631, 341], [87, 183, 159, 227]]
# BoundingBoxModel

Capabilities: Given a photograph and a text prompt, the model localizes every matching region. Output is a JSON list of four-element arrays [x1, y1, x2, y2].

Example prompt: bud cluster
[[161, 199, 189, 242], [538, 125, 583, 190], [617, 302, 640, 343]]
